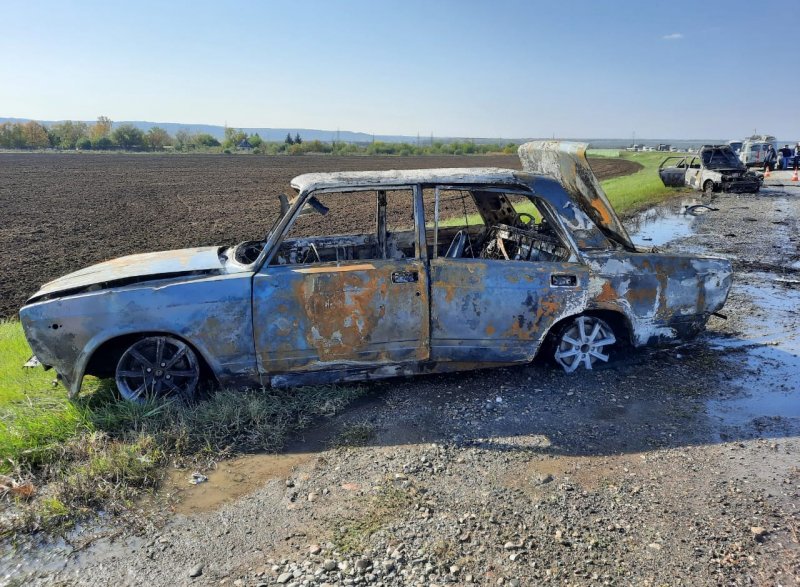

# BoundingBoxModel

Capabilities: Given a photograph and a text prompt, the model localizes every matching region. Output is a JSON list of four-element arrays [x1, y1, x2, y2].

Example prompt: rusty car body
[[20, 141, 733, 402], [658, 144, 762, 194]]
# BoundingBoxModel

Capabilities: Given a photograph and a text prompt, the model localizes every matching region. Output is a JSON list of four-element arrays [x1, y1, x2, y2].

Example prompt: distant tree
[[0, 122, 26, 148], [76, 137, 92, 150], [93, 136, 113, 150], [146, 126, 172, 150], [90, 116, 113, 142], [285, 133, 294, 145], [174, 129, 191, 150], [249, 133, 263, 148], [194, 133, 220, 147], [111, 124, 145, 150], [294, 133, 302, 144], [22, 121, 50, 149], [221, 126, 246, 150], [49, 120, 89, 149]]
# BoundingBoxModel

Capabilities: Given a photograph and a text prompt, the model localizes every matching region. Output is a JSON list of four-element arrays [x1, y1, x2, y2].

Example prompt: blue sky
[[1, 0, 797, 139]]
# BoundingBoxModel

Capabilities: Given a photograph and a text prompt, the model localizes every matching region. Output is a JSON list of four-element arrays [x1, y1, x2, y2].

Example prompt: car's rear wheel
[[703, 180, 715, 195], [115, 336, 200, 403], [553, 315, 616, 373]]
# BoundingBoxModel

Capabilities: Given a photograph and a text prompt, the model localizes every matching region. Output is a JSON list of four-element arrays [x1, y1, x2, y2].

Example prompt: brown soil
[[0, 153, 639, 319]]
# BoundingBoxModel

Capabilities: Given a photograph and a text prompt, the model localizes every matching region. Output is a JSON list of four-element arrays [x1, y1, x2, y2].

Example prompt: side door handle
[[391, 271, 419, 284], [551, 274, 577, 287]]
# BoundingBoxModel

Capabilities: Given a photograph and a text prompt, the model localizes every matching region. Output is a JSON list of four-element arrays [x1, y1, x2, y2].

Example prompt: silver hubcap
[[115, 336, 199, 402], [554, 316, 616, 373]]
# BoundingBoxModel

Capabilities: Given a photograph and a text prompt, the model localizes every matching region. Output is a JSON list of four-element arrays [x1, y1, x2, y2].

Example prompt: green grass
[[601, 151, 680, 216], [0, 321, 94, 471], [0, 320, 364, 537]]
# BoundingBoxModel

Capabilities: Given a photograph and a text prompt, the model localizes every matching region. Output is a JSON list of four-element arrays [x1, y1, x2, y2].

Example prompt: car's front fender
[[20, 273, 258, 397]]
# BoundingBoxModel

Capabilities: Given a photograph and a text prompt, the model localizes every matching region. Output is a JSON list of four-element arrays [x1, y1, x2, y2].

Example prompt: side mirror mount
[[307, 196, 329, 216]]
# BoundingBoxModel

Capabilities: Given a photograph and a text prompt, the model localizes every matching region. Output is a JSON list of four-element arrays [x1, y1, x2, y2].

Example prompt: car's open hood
[[518, 141, 635, 250], [29, 246, 227, 301]]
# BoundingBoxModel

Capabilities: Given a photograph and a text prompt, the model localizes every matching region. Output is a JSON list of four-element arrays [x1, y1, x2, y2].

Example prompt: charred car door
[[658, 156, 689, 187], [427, 188, 589, 364], [685, 157, 703, 190], [252, 188, 429, 382]]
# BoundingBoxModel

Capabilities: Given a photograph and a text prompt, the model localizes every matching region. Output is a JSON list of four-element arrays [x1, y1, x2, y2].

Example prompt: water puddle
[[165, 452, 312, 515], [707, 274, 800, 428], [626, 198, 709, 246], [626, 194, 800, 433]]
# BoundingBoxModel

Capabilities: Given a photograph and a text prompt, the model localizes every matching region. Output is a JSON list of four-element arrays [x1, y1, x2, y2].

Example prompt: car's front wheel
[[703, 180, 715, 195], [553, 315, 616, 373], [115, 336, 200, 403]]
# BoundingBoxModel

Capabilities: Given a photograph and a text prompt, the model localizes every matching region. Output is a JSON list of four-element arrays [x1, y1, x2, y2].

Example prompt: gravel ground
[[3, 183, 799, 586]]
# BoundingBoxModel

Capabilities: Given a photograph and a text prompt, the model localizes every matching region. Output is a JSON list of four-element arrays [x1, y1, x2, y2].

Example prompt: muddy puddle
[[627, 198, 710, 246], [707, 274, 800, 427], [624, 196, 800, 434], [164, 452, 313, 515]]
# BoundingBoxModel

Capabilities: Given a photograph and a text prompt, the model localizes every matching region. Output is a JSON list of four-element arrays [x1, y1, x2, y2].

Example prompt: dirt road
[[3, 185, 799, 586]]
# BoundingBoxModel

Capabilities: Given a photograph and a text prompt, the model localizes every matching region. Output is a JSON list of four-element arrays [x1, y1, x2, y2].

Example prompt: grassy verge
[[599, 151, 681, 216], [0, 321, 364, 538]]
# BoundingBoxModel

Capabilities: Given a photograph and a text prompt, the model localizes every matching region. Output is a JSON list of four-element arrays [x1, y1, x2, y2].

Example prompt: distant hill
[[0, 117, 514, 145], [2, 117, 779, 148]]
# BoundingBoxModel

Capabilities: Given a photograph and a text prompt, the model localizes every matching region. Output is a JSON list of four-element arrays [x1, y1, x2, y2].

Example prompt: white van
[[739, 139, 776, 168]]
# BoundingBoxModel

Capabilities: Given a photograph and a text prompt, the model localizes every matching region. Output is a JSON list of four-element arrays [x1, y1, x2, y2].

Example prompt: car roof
[[290, 168, 535, 193]]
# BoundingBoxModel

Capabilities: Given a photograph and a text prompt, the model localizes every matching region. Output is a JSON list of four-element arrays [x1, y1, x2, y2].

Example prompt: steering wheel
[[515, 212, 535, 228]]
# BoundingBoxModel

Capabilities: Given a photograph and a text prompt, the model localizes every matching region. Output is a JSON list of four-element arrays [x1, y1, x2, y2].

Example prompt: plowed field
[[0, 153, 639, 318]]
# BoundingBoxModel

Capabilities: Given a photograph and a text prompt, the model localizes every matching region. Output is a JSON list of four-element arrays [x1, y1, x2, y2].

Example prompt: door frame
[[252, 184, 431, 377]]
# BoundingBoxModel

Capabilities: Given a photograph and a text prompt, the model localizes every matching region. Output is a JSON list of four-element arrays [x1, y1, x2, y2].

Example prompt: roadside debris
[[0, 475, 36, 499], [683, 204, 719, 215], [189, 472, 208, 485]]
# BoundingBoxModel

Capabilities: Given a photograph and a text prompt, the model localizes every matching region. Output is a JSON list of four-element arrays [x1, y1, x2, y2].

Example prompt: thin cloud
[[662, 33, 683, 40]]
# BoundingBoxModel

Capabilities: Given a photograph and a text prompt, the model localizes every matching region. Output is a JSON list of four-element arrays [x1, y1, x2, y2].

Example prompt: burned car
[[658, 144, 761, 194], [20, 142, 732, 402]]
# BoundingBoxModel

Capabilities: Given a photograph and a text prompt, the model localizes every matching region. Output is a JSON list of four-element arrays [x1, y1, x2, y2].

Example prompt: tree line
[[0, 117, 518, 156]]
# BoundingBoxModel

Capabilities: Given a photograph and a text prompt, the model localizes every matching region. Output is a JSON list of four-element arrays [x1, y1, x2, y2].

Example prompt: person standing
[[780, 144, 792, 169], [794, 143, 800, 171], [764, 144, 777, 171]]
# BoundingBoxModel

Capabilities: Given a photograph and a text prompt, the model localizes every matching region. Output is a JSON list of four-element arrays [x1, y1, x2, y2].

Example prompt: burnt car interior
[[425, 189, 570, 262], [233, 186, 572, 267]]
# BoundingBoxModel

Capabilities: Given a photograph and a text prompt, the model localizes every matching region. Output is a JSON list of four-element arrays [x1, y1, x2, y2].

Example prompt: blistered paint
[[20, 140, 734, 394], [20, 272, 257, 397]]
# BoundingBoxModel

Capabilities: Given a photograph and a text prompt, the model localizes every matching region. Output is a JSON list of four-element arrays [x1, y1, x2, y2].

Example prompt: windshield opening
[[701, 148, 741, 169]]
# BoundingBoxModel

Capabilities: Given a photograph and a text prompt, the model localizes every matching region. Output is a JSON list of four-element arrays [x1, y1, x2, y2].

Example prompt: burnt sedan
[[658, 144, 762, 194], [20, 142, 733, 402]]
